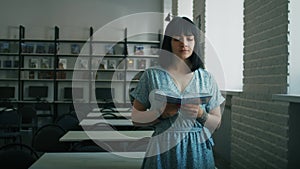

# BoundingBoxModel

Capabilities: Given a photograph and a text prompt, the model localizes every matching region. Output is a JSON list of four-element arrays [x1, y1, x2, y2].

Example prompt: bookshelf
[[0, 25, 161, 118]]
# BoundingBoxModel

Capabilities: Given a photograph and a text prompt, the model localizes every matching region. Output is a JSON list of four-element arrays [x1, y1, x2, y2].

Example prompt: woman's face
[[171, 34, 195, 60]]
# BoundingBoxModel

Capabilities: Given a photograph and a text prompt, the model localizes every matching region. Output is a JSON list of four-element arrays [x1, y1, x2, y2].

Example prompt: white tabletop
[[0, 107, 15, 112], [29, 152, 145, 169], [87, 112, 132, 118], [60, 130, 153, 142], [80, 119, 133, 126]]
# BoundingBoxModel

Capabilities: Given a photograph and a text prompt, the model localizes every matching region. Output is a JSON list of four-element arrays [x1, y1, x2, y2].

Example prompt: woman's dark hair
[[159, 16, 204, 71]]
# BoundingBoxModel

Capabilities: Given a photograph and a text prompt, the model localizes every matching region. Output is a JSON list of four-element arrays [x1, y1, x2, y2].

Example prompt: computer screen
[[64, 87, 83, 100], [28, 86, 48, 98], [0, 87, 15, 99], [95, 88, 115, 101]]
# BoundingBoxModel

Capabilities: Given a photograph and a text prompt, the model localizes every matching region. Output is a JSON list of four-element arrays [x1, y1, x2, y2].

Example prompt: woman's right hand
[[159, 103, 179, 118], [149, 90, 179, 119]]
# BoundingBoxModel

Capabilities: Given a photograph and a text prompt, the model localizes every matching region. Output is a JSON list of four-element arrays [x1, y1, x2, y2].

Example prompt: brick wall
[[231, 0, 290, 168]]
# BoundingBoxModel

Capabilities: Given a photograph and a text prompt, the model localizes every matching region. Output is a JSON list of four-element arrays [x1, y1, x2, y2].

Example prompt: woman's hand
[[159, 103, 179, 118], [180, 103, 203, 119]]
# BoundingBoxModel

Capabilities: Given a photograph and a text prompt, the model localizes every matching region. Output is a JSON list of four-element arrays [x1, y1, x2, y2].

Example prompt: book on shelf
[[78, 59, 88, 69], [41, 58, 51, 69], [154, 90, 212, 105], [38, 71, 53, 79], [58, 58, 67, 69], [107, 60, 116, 69], [56, 70, 66, 79], [0, 42, 10, 53], [127, 58, 135, 69], [29, 58, 39, 68], [29, 71, 35, 79], [71, 44, 80, 54], [57, 58, 66, 79], [36, 44, 47, 53], [22, 43, 34, 53], [137, 59, 146, 69], [100, 59, 107, 69], [150, 45, 159, 55], [134, 45, 144, 55]]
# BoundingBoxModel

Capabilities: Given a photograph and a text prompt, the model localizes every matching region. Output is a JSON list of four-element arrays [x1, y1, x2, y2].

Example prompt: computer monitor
[[64, 87, 83, 100], [95, 88, 115, 101], [28, 86, 48, 99], [0, 87, 15, 99]]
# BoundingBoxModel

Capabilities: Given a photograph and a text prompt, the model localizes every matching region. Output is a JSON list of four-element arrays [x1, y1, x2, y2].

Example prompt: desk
[[80, 119, 133, 126], [29, 152, 145, 169], [87, 112, 131, 118], [60, 130, 153, 142]]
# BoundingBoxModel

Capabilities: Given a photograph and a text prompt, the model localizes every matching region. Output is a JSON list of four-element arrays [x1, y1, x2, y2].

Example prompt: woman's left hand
[[180, 103, 203, 119]]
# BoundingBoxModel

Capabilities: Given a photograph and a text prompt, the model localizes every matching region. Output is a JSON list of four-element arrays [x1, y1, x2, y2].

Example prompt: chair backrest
[[84, 122, 116, 131], [32, 124, 70, 152], [0, 110, 22, 143], [0, 109, 20, 130], [55, 113, 80, 131], [35, 102, 51, 111], [18, 105, 37, 124], [101, 112, 119, 119], [100, 107, 117, 113], [0, 143, 38, 169], [100, 109, 127, 119]]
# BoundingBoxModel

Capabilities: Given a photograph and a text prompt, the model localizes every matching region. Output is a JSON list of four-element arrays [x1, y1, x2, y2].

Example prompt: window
[[288, 0, 300, 94], [205, 0, 243, 91], [178, 0, 193, 20]]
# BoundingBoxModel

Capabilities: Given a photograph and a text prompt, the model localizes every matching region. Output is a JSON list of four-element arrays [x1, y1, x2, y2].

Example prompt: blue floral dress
[[130, 66, 225, 169]]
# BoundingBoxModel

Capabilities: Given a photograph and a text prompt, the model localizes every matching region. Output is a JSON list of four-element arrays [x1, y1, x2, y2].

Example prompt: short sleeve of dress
[[206, 72, 225, 112], [129, 70, 151, 109]]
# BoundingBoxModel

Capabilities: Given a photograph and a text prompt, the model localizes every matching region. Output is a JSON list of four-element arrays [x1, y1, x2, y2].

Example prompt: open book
[[154, 90, 212, 105]]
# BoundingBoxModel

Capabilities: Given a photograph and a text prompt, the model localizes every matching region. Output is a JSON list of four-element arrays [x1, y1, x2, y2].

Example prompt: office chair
[[19, 105, 38, 135], [32, 124, 70, 153], [55, 113, 81, 131], [0, 109, 22, 144], [0, 143, 39, 169], [84, 122, 117, 131]]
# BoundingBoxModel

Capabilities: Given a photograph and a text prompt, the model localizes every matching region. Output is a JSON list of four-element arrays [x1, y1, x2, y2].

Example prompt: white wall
[[178, 0, 193, 20], [288, 0, 300, 95], [0, 0, 162, 39], [205, 0, 243, 91]]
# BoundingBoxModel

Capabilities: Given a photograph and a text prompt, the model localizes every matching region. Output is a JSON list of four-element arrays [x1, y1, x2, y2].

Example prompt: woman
[[130, 17, 225, 169]]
